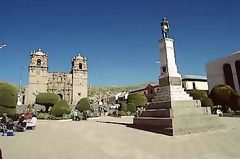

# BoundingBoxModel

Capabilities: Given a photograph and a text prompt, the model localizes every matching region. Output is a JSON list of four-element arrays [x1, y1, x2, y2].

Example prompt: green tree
[[209, 84, 238, 112], [201, 97, 214, 107], [127, 102, 136, 113], [76, 98, 91, 111], [231, 93, 240, 112], [119, 102, 128, 112], [50, 100, 71, 117], [189, 90, 208, 100], [0, 83, 18, 116], [188, 90, 213, 107], [35, 93, 60, 112], [127, 93, 147, 108]]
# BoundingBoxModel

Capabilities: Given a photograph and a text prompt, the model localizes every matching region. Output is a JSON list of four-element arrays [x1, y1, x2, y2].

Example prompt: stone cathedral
[[25, 49, 88, 105]]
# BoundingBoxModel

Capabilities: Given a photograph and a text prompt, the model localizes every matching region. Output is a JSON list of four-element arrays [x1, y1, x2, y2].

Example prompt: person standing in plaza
[[0, 148, 3, 159]]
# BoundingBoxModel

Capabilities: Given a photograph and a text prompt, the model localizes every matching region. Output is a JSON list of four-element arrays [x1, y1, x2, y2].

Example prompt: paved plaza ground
[[1, 116, 240, 159]]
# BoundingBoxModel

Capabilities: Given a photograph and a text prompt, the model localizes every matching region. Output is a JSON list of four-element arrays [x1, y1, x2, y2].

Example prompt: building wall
[[182, 81, 208, 91], [25, 50, 49, 104], [146, 85, 158, 102], [206, 51, 240, 93], [129, 77, 208, 102], [71, 55, 88, 105], [129, 84, 159, 102], [47, 73, 72, 104]]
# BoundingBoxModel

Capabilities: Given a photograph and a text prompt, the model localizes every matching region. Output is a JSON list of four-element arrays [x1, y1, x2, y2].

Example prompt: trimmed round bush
[[36, 112, 51, 120], [35, 93, 60, 112], [119, 102, 128, 112], [0, 106, 16, 116], [209, 84, 235, 112], [210, 85, 234, 106], [0, 83, 18, 116], [189, 90, 213, 107], [230, 92, 240, 112], [119, 111, 126, 116], [50, 100, 71, 117], [127, 102, 136, 113], [127, 93, 147, 108], [76, 98, 91, 111], [201, 97, 214, 107], [189, 90, 208, 100]]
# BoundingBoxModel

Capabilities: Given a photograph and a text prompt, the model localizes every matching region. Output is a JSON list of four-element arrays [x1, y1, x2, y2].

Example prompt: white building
[[206, 50, 240, 93], [182, 75, 208, 91], [129, 75, 208, 102]]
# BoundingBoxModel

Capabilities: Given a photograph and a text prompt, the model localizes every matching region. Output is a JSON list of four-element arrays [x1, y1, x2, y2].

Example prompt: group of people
[[71, 108, 81, 121], [0, 105, 37, 136], [98, 106, 107, 116], [0, 113, 25, 136], [71, 108, 89, 121], [135, 107, 145, 117]]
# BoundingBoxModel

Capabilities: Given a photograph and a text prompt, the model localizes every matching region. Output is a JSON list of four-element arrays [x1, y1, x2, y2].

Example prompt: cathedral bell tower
[[26, 49, 49, 104], [71, 54, 88, 105]]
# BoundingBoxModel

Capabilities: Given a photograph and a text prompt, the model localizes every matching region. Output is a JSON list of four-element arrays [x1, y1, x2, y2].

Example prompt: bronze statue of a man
[[161, 17, 170, 38]]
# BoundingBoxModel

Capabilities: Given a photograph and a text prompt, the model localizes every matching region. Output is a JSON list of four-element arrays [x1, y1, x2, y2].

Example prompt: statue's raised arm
[[161, 17, 170, 38]]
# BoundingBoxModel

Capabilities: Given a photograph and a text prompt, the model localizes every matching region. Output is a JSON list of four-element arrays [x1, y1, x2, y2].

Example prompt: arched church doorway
[[58, 94, 63, 99]]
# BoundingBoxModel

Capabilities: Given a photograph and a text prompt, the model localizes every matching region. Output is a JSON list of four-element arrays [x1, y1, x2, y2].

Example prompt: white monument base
[[133, 35, 223, 135]]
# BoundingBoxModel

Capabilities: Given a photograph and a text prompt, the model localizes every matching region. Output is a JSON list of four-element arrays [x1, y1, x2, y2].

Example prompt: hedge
[[76, 98, 91, 111], [0, 83, 18, 116], [127, 93, 147, 108], [127, 102, 136, 113], [119, 102, 128, 112], [35, 93, 60, 112], [50, 100, 71, 117]]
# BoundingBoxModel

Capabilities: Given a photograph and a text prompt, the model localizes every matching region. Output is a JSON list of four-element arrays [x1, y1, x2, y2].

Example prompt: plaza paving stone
[[1, 116, 240, 159]]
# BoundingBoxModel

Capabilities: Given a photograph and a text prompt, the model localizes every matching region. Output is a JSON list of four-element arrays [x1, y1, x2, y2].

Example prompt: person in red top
[[24, 105, 33, 120], [24, 112, 32, 120]]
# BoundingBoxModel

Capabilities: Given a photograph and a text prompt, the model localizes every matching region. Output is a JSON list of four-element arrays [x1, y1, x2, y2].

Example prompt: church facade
[[25, 49, 88, 105]]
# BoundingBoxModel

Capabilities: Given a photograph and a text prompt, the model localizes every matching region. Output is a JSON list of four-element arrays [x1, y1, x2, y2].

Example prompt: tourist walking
[[0, 148, 3, 159]]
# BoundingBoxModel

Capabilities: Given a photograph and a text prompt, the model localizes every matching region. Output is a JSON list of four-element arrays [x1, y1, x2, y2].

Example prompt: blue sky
[[0, 0, 239, 86]]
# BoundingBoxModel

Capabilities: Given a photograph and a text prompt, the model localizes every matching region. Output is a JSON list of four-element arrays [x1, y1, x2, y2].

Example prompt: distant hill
[[0, 80, 18, 87], [88, 84, 145, 103], [89, 84, 144, 92]]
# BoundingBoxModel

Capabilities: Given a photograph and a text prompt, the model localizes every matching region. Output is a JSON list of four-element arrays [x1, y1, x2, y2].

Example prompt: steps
[[134, 117, 172, 127], [153, 85, 193, 102], [148, 102, 171, 109], [133, 100, 222, 136], [141, 109, 171, 118], [133, 124, 173, 136]]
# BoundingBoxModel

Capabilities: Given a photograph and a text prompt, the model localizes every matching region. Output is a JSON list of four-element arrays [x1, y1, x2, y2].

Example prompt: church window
[[223, 63, 235, 90], [79, 63, 82, 69], [37, 59, 41, 66], [193, 82, 196, 89]]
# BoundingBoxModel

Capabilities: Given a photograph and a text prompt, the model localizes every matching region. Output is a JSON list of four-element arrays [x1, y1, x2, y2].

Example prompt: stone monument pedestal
[[133, 29, 223, 135], [134, 100, 223, 136]]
